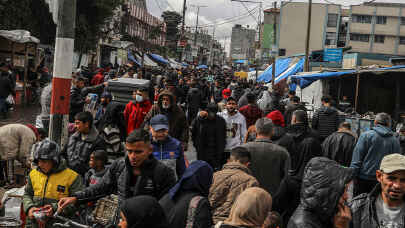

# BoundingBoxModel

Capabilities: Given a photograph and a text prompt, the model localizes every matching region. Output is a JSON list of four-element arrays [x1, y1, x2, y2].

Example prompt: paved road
[[0, 104, 40, 127]]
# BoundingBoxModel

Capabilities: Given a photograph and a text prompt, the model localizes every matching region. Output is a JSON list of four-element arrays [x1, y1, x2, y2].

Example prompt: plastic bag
[[1, 187, 24, 219], [6, 95, 15, 105]]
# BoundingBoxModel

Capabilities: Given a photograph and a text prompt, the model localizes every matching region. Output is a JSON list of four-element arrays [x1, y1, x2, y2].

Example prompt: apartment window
[[374, 35, 385, 43], [352, 14, 372, 24], [325, 32, 337, 45], [401, 17, 405, 25], [400, 37, 405, 45], [376, 16, 387, 25], [327, 14, 338, 27], [350, 33, 370, 42]]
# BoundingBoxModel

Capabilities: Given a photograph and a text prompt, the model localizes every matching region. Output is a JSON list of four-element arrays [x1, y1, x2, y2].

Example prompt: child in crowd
[[84, 150, 108, 187]]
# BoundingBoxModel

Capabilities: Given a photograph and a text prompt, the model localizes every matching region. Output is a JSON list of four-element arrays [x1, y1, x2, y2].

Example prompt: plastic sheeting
[[291, 65, 405, 89], [128, 51, 141, 67], [0, 30, 40, 44], [197, 65, 208, 69], [257, 58, 293, 83], [149, 53, 169, 65]]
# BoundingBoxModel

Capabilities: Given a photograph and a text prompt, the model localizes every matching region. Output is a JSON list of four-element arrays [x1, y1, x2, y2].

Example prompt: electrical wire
[[154, 0, 163, 11], [195, 5, 260, 27], [241, 2, 259, 23]]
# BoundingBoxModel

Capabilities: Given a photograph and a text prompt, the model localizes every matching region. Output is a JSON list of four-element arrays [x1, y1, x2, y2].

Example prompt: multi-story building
[[230, 24, 256, 61], [122, 0, 166, 49], [260, 8, 280, 61], [347, 2, 405, 56], [277, 2, 342, 57]]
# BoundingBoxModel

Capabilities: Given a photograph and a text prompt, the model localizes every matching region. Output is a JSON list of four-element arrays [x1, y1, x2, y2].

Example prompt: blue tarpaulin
[[128, 51, 141, 66], [234, 60, 247, 64], [257, 58, 294, 83], [273, 57, 305, 84], [149, 53, 169, 65], [197, 65, 208, 69], [182, 62, 189, 67], [291, 65, 405, 89]]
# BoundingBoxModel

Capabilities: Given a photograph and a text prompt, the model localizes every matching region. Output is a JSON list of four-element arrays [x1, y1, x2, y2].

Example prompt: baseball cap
[[380, 153, 405, 174], [150, 114, 169, 131]]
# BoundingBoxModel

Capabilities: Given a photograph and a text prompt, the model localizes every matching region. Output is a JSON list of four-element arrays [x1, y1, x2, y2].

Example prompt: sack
[[5, 95, 14, 105], [185, 196, 203, 228]]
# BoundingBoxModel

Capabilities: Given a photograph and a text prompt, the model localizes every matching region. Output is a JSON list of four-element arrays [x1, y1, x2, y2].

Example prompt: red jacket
[[239, 104, 263, 127], [124, 100, 152, 135], [91, 72, 104, 85]]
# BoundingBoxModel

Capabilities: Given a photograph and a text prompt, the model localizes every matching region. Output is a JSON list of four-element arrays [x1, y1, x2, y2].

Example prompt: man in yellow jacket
[[23, 139, 83, 228]]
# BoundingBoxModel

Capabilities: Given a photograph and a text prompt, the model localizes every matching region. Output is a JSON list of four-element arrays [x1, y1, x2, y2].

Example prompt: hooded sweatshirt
[[350, 124, 401, 180], [218, 110, 247, 150], [287, 157, 353, 228]]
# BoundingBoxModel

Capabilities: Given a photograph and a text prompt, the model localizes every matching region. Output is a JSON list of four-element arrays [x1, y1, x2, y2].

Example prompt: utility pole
[[271, 1, 277, 89], [210, 25, 216, 67], [256, 2, 262, 82], [304, 0, 312, 72], [49, 0, 77, 146], [191, 5, 207, 45], [178, 0, 187, 62]]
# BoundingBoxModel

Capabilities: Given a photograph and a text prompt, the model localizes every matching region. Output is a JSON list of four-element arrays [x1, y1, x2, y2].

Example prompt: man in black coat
[[58, 128, 176, 225], [284, 96, 307, 126], [312, 95, 340, 141], [0, 63, 15, 118], [322, 122, 357, 167], [287, 157, 354, 228], [191, 103, 226, 170]]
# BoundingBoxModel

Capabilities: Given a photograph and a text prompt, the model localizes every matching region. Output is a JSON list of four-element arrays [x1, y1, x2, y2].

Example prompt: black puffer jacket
[[312, 106, 340, 139], [272, 126, 296, 158], [287, 157, 354, 228], [191, 115, 226, 170], [350, 184, 405, 228], [284, 103, 307, 126], [62, 126, 106, 176], [74, 155, 176, 223], [322, 130, 357, 167]]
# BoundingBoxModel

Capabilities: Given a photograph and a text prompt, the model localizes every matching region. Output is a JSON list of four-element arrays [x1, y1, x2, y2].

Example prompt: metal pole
[[49, 0, 77, 146], [194, 6, 200, 46], [179, 0, 187, 62], [271, 1, 277, 89], [210, 25, 216, 67], [355, 73, 360, 112], [304, 0, 312, 72], [23, 44, 28, 106]]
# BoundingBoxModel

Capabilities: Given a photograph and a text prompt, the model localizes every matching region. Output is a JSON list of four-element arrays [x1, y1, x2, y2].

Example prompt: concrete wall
[[373, 36, 396, 54], [278, 2, 340, 57]]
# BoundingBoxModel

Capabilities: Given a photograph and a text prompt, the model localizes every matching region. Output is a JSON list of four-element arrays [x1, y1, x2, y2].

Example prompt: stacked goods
[[107, 78, 151, 104]]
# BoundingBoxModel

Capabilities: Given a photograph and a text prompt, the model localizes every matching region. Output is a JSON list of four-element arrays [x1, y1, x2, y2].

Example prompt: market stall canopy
[[182, 62, 189, 67], [222, 65, 231, 69], [168, 58, 182, 69], [197, 64, 208, 69], [0, 30, 40, 44], [128, 51, 141, 67], [258, 57, 304, 84], [149, 53, 169, 65], [291, 65, 405, 89], [135, 53, 158, 67]]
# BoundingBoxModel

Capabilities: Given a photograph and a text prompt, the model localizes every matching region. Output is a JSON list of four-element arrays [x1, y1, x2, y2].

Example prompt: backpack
[[185, 195, 203, 228]]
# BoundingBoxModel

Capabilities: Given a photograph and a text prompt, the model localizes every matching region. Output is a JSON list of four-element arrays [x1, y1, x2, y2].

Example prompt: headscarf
[[224, 187, 272, 228], [169, 160, 213, 199], [120, 196, 168, 228]]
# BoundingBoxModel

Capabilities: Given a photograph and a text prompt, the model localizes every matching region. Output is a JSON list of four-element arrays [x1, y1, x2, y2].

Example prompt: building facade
[[278, 2, 342, 57], [230, 24, 256, 61], [347, 2, 405, 56]]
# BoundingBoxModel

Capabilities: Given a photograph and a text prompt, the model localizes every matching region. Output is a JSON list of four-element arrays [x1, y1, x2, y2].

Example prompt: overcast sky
[[146, 0, 404, 54]]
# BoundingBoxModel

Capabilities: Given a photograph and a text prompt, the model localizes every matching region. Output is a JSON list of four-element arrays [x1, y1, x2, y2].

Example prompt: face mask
[[135, 95, 144, 103]]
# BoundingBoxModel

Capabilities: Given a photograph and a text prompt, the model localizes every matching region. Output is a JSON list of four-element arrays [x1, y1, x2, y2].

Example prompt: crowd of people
[[0, 62, 405, 228]]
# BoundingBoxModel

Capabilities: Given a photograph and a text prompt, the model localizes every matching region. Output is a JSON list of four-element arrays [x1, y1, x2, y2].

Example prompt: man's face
[[38, 159, 54, 174], [226, 100, 237, 114], [150, 127, 169, 141], [162, 95, 171, 109], [74, 120, 89, 133], [126, 141, 152, 168], [376, 170, 405, 202]]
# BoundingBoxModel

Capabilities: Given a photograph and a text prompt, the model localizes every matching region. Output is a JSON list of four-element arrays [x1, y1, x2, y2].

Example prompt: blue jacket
[[350, 125, 401, 180], [152, 136, 186, 178]]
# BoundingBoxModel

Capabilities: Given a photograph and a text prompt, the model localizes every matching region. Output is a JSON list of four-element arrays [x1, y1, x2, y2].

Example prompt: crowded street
[[1, 0, 405, 228]]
